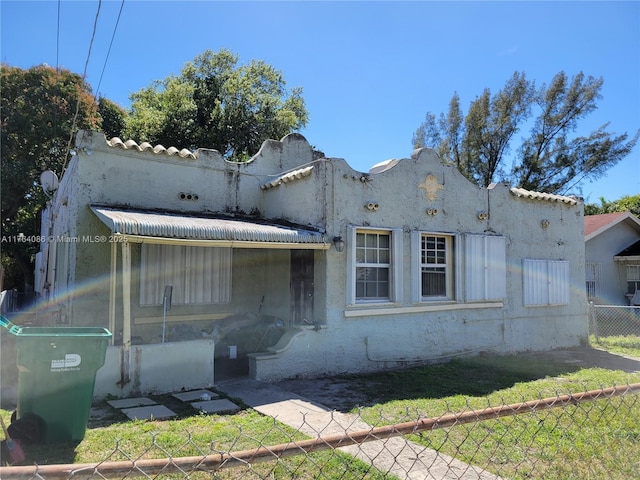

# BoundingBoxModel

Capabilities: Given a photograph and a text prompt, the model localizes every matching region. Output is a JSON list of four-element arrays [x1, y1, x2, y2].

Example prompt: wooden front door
[[290, 250, 314, 326]]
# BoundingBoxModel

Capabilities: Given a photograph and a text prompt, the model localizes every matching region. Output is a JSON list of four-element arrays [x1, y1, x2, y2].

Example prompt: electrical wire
[[95, 0, 125, 100], [60, 0, 102, 176], [56, 0, 61, 72]]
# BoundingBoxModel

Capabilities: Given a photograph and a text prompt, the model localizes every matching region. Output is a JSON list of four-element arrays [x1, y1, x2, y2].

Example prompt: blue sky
[[2, 0, 639, 204]]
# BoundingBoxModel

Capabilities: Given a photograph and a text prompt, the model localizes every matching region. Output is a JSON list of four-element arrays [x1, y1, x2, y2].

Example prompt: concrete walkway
[[216, 378, 501, 480]]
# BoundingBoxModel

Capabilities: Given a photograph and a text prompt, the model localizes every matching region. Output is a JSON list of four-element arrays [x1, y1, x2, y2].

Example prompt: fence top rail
[[591, 304, 639, 310]]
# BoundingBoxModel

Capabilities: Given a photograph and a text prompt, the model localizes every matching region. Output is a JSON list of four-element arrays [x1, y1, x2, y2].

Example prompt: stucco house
[[35, 130, 588, 398], [584, 212, 640, 305]]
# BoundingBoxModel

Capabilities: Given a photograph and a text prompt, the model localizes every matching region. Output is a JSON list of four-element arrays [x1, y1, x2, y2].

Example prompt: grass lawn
[[589, 334, 640, 359], [351, 349, 640, 480], [2, 344, 639, 479]]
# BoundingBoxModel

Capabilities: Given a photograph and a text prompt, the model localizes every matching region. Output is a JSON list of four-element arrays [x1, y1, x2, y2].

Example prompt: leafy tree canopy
[[413, 71, 639, 194], [584, 194, 640, 216], [98, 96, 127, 139], [124, 49, 308, 160], [0, 64, 115, 291]]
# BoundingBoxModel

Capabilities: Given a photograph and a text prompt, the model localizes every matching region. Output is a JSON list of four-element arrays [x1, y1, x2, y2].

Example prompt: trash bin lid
[[9, 326, 112, 337]]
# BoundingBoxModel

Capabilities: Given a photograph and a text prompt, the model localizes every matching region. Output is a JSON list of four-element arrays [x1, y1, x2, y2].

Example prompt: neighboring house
[[36, 130, 588, 398], [585, 212, 640, 305]]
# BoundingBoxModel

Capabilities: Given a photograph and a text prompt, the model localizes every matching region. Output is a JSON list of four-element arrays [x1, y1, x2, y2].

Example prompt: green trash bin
[[1, 315, 111, 443]]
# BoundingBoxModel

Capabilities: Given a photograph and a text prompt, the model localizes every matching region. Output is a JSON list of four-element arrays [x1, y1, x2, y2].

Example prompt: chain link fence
[[589, 303, 640, 339], [2, 383, 639, 480]]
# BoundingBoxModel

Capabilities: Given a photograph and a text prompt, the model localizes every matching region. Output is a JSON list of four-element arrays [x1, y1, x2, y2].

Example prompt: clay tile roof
[[260, 166, 315, 190], [106, 137, 197, 160], [509, 187, 579, 205]]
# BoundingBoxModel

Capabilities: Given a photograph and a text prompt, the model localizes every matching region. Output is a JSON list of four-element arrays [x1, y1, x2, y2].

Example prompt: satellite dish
[[40, 170, 59, 195], [369, 159, 400, 175]]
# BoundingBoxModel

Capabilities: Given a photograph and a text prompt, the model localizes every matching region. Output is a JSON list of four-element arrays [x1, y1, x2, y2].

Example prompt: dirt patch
[[276, 377, 376, 411], [522, 346, 640, 372]]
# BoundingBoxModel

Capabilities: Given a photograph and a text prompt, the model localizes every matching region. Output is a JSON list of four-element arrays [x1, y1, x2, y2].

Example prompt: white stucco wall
[[253, 148, 587, 381], [41, 130, 588, 392]]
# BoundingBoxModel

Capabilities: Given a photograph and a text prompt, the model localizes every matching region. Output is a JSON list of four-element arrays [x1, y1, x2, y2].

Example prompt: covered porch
[[91, 206, 329, 397]]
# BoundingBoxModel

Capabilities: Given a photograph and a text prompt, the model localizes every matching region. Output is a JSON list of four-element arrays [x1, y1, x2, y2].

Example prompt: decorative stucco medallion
[[418, 174, 444, 201]]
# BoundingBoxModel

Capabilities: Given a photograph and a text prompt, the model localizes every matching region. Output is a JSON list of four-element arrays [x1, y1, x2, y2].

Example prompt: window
[[411, 233, 505, 304], [523, 259, 570, 306], [420, 234, 452, 299], [356, 230, 391, 300], [585, 262, 601, 299], [346, 227, 402, 304], [626, 264, 640, 295], [140, 244, 232, 306]]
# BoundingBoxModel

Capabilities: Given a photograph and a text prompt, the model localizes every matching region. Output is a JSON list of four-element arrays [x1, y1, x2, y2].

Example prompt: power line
[[95, 0, 125, 100], [60, 0, 102, 176], [56, 0, 61, 72]]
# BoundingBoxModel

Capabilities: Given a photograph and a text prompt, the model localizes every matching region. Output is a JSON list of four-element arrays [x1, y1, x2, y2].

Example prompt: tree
[[585, 194, 640, 216], [1, 64, 103, 291], [413, 71, 639, 194], [124, 49, 308, 160], [98, 96, 127, 139]]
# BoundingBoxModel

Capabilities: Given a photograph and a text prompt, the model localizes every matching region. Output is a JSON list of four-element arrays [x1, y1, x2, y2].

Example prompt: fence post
[[589, 302, 599, 342]]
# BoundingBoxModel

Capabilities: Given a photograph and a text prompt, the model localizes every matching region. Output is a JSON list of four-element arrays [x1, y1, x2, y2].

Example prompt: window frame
[[346, 226, 402, 305], [585, 262, 601, 299], [626, 264, 640, 295], [417, 233, 455, 301]]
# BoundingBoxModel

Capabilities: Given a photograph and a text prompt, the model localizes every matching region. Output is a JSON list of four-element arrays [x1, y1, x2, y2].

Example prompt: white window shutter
[[465, 235, 485, 301], [523, 259, 548, 306], [523, 259, 568, 306], [168, 245, 186, 305], [345, 226, 356, 305], [548, 260, 570, 305], [140, 243, 161, 306], [486, 236, 506, 300], [410, 231, 421, 302], [465, 235, 506, 301], [392, 228, 403, 302], [140, 244, 231, 305]]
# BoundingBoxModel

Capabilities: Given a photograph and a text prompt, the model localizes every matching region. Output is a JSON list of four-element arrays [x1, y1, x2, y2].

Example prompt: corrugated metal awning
[[91, 206, 330, 249]]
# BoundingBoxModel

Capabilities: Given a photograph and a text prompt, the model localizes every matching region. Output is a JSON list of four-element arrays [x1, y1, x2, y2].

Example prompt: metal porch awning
[[91, 206, 330, 249]]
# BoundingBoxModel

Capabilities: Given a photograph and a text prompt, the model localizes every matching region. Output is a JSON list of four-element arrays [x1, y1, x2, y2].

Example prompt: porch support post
[[119, 241, 132, 387], [109, 241, 117, 345], [121, 241, 132, 348]]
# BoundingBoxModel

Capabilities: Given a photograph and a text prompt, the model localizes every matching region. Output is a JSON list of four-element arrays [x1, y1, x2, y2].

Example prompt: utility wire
[[60, 0, 102, 176], [52, 0, 61, 162], [56, 0, 61, 72], [95, 0, 125, 100]]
